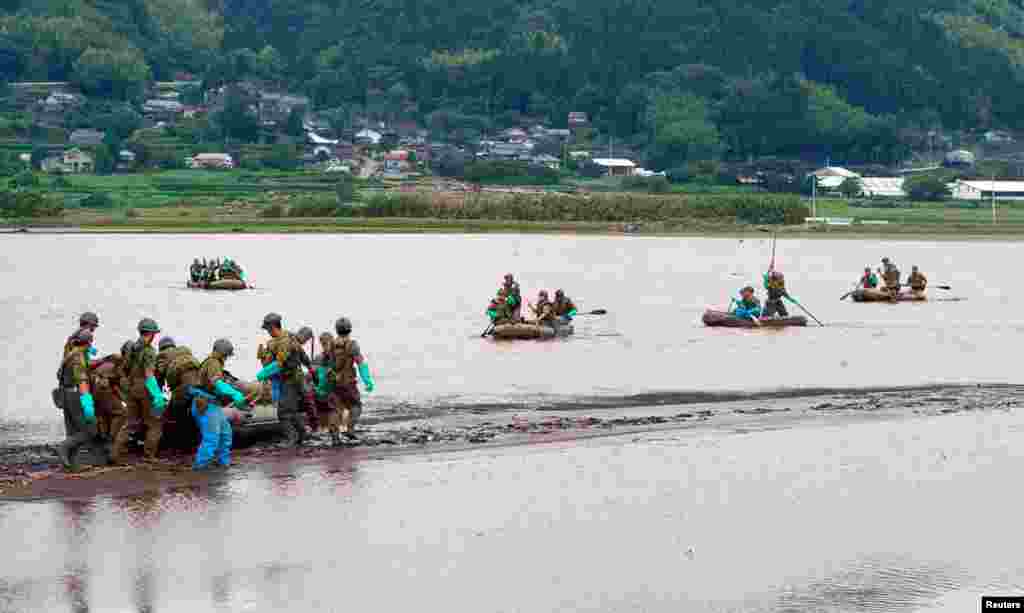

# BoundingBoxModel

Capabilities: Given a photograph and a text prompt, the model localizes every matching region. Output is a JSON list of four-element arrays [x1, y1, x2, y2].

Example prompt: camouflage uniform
[[262, 332, 310, 441], [58, 347, 106, 466], [197, 352, 228, 400], [112, 340, 163, 462], [326, 336, 364, 435], [553, 296, 577, 318], [763, 273, 790, 318], [532, 297, 556, 326], [156, 346, 201, 417], [882, 262, 901, 294], [62, 327, 122, 440], [907, 271, 927, 292]]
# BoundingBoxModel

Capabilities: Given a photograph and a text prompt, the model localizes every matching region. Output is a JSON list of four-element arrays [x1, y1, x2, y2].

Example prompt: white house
[[952, 180, 1024, 201], [41, 148, 94, 174], [188, 153, 234, 169], [860, 177, 905, 198], [355, 129, 382, 145], [592, 158, 636, 177]]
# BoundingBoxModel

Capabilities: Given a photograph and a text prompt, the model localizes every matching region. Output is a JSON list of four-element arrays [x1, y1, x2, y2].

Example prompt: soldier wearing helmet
[[315, 317, 375, 443], [762, 269, 792, 318], [731, 285, 762, 321], [500, 274, 522, 321], [63, 312, 100, 360], [255, 312, 311, 445], [880, 257, 901, 296], [486, 288, 514, 324], [905, 265, 927, 294], [155, 336, 206, 421], [111, 318, 166, 464], [530, 290, 556, 327], [552, 289, 578, 323], [55, 328, 108, 471], [189, 259, 203, 283], [191, 338, 247, 469]]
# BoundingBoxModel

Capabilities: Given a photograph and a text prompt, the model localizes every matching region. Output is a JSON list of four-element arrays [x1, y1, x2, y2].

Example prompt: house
[[952, 180, 1024, 201], [258, 92, 309, 126], [568, 112, 589, 128], [569, 150, 591, 160], [984, 130, 1014, 144], [69, 129, 106, 147], [116, 150, 137, 172], [546, 128, 571, 140], [41, 148, 94, 174], [860, 177, 905, 198], [483, 143, 531, 160], [181, 106, 207, 119], [530, 153, 561, 170], [944, 150, 976, 167], [383, 149, 414, 174], [143, 99, 184, 119], [39, 92, 83, 111], [188, 153, 234, 169], [812, 166, 860, 180], [355, 129, 382, 145], [592, 158, 636, 177], [502, 128, 528, 143]]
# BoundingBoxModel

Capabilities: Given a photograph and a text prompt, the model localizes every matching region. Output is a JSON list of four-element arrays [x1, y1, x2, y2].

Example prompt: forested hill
[[4, 0, 1024, 164]]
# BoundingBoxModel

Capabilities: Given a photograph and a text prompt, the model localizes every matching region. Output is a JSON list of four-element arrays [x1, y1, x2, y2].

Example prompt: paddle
[[788, 297, 825, 327], [934, 285, 952, 291], [578, 309, 607, 316], [480, 322, 495, 338]]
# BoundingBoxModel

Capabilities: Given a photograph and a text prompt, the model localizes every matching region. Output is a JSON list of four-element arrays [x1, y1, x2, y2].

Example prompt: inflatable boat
[[851, 288, 926, 302], [702, 309, 808, 328], [492, 322, 574, 340], [187, 279, 249, 291]]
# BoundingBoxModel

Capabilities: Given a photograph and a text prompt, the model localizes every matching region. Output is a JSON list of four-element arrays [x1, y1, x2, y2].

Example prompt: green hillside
[[3, 0, 1024, 166]]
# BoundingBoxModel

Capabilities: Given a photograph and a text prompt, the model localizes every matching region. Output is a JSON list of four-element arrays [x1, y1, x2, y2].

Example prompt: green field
[[814, 197, 1024, 226]]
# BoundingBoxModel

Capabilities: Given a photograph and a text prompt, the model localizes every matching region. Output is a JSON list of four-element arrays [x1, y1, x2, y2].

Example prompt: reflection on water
[[3, 407, 1024, 612], [2, 235, 1023, 447]]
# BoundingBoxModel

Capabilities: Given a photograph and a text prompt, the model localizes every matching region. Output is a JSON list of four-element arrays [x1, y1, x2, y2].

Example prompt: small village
[[3, 79, 1024, 230]]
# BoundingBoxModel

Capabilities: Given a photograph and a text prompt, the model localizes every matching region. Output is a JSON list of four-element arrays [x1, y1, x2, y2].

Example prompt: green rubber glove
[[256, 361, 281, 381], [80, 393, 96, 424], [486, 308, 497, 321], [145, 376, 166, 415], [214, 380, 247, 408], [315, 366, 330, 398], [358, 362, 375, 393], [567, 308, 577, 318]]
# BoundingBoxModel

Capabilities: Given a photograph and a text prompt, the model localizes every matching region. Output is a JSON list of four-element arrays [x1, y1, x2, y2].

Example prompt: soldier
[[530, 290, 556, 327], [63, 312, 100, 359], [501, 274, 522, 321], [189, 259, 203, 283], [55, 329, 109, 471], [193, 338, 248, 469], [318, 317, 375, 442], [313, 332, 340, 443], [155, 337, 204, 421], [293, 326, 317, 429], [762, 270, 793, 318], [859, 267, 879, 289], [256, 313, 311, 445], [553, 289, 578, 324], [731, 285, 762, 321], [906, 265, 928, 294], [486, 288, 513, 324], [111, 318, 167, 464], [880, 257, 901, 296]]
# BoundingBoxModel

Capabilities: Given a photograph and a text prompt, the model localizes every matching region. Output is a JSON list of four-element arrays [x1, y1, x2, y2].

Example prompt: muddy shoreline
[[3, 383, 1020, 501]]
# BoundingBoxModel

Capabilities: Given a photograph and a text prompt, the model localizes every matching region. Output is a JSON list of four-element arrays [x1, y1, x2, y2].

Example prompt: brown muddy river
[[1, 233, 1022, 611]]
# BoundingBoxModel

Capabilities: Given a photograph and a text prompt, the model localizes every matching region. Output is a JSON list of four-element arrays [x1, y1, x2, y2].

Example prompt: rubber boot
[[55, 442, 73, 470]]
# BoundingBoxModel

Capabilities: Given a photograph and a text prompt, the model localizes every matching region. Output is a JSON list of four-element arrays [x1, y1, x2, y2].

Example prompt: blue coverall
[[190, 392, 233, 469]]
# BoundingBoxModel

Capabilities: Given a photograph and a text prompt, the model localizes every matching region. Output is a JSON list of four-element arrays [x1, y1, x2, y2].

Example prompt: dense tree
[[71, 47, 151, 100], [905, 173, 952, 201]]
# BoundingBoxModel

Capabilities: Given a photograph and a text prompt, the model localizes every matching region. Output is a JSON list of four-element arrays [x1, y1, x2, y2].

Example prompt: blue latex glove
[[256, 361, 281, 382], [80, 392, 96, 424], [214, 379, 247, 408], [87, 346, 98, 358], [358, 362, 375, 393], [315, 366, 330, 398], [145, 376, 166, 415]]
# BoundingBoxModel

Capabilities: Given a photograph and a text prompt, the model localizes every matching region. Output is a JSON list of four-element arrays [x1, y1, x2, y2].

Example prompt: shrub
[[621, 175, 670, 193], [336, 173, 356, 203], [125, 207, 139, 218], [80, 192, 114, 208], [464, 160, 559, 185], [262, 203, 284, 218], [288, 201, 339, 217], [9, 170, 39, 190], [0, 190, 62, 217]]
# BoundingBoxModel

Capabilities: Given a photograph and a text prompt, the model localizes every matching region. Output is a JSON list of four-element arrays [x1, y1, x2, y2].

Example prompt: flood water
[[0, 233, 1016, 443], [2, 233, 1022, 611]]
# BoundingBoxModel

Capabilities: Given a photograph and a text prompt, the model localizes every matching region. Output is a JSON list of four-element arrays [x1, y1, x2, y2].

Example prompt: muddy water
[[0, 234, 1017, 445], [2, 404, 1023, 612]]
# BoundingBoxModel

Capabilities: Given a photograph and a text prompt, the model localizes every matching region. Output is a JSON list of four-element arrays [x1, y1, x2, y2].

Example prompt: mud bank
[[3, 383, 1020, 500]]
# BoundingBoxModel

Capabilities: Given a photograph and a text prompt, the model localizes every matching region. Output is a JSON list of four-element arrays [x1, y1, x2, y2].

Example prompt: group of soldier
[[858, 257, 928, 295], [485, 273, 578, 327], [55, 311, 375, 473], [189, 258, 247, 284]]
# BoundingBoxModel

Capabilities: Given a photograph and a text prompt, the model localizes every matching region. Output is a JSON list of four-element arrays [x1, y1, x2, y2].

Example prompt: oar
[[934, 285, 952, 291], [480, 322, 495, 338], [578, 309, 607, 316], [789, 297, 825, 327]]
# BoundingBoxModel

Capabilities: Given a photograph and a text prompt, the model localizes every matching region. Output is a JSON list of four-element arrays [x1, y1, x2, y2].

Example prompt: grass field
[[814, 197, 1024, 226]]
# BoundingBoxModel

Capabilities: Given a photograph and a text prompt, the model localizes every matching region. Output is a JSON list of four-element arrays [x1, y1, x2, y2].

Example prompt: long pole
[[992, 173, 996, 225], [811, 176, 817, 220]]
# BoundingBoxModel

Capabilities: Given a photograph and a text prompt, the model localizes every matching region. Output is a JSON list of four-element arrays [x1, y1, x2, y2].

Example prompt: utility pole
[[992, 173, 997, 225], [811, 175, 817, 220]]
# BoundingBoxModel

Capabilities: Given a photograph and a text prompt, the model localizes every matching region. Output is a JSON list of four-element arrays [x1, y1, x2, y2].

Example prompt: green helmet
[[79, 312, 100, 328], [262, 312, 283, 331], [138, 318, 160, 334], [158, 337, 176, 351], [213, 338, 234, 358], [335, 317, 352, 335]]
